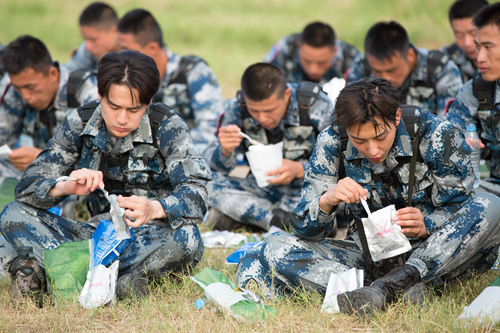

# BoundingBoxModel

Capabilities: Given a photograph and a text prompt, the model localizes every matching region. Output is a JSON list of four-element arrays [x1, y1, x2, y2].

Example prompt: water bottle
[[465, 124, 481, 189]]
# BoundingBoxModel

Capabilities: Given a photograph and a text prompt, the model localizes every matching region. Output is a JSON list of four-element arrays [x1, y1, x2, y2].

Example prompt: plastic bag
[[362, 203, 412, 262], [321, 268, 364, 313], [191, 268, 276, 321], [225, 242, 262, 264], [91, 219, 134, 268], [44, 239, 92, 298], [79, 261, 119, 309]]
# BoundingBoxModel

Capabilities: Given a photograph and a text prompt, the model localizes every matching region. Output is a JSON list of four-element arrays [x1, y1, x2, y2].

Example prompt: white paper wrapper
[[79, 261, 119, 309]]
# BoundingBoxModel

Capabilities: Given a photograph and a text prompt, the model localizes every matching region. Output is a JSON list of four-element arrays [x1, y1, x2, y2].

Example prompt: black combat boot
[[207, 208, 246, 231], [337, 264, 421, 316]]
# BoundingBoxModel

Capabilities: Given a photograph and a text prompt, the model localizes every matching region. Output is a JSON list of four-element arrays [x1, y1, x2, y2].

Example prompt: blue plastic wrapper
[[225, 242, 262, 264], [91, 219, 134, 268]]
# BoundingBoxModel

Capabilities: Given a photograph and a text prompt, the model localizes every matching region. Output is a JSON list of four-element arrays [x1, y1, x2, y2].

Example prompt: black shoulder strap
[[426, 50, 449, 87], [77, 100, 100, 128], [400, 105, 422, 206], [296, 81, 321, 127], [67, 68, 96, 108], [472, 74, 496, 111], [170, 55, 205, 85], [148, 102, 178, 148]]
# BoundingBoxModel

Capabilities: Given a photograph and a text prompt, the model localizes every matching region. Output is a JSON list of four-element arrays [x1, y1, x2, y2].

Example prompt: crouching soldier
[[0, 50, 211, 302], [236, 78, 500, 315]]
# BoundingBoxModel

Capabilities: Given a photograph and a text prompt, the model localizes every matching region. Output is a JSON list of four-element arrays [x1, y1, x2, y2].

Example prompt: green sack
[[43, 239, 91, 298]]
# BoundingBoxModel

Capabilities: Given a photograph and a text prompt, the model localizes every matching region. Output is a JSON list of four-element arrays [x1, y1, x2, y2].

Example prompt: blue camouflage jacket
[[0, 63, 98, 149], [158, 49, 223, 153], [346, 46, 463, 117], [15, 102, 212, 228], [441, 43, 478, 83], [203, 83, 334, 177], [64, 42, 99, 72], [292, 108, 475, 241], [446, 79, 500, 180], [263, 33, 361, 85]]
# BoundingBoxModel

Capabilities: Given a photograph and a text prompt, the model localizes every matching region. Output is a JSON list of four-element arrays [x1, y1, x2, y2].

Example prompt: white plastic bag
[[321, 268, 364, 313], [361, 201, 411, 262], [78, 261, 119, 309]]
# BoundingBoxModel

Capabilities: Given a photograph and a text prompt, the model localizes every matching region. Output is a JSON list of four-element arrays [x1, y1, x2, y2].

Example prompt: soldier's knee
[[261, 232, 298, 265], [474, 192, 500, 221], [0, 201, 28, 229]]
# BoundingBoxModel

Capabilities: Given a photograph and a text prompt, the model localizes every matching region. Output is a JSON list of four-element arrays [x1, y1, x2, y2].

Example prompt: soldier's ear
[[395, 108, 402, 126]]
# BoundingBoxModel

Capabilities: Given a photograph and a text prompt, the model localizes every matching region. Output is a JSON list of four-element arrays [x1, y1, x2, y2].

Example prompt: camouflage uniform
[[263, 34, 361, 85], [156, 49, 223, 153], [64, 42, 99, 72], [203, 83, 333, 230], [446, 79, 500, 186], [346, 46, 463, 116], [236, 108, 500, 297], [0, 63, 97, 276], [442, 43, 478, 83], [0, 102, 212, 278]]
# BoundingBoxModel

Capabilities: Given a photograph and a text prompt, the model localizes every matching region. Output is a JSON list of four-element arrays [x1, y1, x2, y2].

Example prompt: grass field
[[1, 0, 500, 332]]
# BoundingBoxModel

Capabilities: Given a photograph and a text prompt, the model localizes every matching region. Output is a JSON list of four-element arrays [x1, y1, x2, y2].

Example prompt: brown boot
[[206, 208, 246, 231]]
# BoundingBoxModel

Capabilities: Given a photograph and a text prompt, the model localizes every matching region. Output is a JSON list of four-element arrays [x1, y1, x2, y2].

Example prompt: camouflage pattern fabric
[[263, 33, 361, 85], [64, 42, 99, 72], [441, 43, 478, 83], [158, 49, 223, 153], [0, 101, 211, 279], [346, 46, 463, 116], [236, 109, 500, 297], [446, 79, 500, 182], [203, 84, 334, 230]]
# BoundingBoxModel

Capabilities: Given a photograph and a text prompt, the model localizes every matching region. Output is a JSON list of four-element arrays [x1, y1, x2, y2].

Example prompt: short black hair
[[79, 2, 118, 29], [97, 50, 160, 106], [473, 2, 500, 30], [449, 0, 488, 22], [364, 21, 410, 61], [2, 35, 53, 75], [241, 63, 287, 101], [117, 9, 164, 48], [299, 22, 336, 48], [333, 77, 400, 133]]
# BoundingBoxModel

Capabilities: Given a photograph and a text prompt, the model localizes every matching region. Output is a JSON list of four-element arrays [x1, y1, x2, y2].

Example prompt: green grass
[[2, 0, 500, 331]]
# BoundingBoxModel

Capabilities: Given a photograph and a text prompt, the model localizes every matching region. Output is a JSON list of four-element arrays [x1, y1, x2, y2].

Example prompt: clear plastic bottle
[[465, 124, 481, 189]]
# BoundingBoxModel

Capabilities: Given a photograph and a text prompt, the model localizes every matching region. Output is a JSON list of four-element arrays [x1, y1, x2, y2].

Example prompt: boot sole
[[337, 288, 386, 316]]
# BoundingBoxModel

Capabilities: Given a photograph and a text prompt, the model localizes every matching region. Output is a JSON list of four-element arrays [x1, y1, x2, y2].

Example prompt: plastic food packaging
[[91, 219, 134, 268], [361, 201, 411, 262], [456, 276, 500, 326], [79, 261, 119, 309], [191, 268, 276, 321], [321, 268, 364, 313]]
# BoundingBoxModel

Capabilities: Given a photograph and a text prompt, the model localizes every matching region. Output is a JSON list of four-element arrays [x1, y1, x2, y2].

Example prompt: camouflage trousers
[[0, 201, 204, 278], [207, 172, 302, 230], [236, 192, 500, 298]]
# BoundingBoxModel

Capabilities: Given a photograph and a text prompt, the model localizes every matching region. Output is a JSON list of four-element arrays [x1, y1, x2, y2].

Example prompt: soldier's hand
[[319, 177, 368, 213], [8, 146, 42, 171], [218, 125, 243, 157], [267, 159, 304, 185], [394, 207, 428, 239], [117, 195, 166, 227], [50, 169, 103, 197]]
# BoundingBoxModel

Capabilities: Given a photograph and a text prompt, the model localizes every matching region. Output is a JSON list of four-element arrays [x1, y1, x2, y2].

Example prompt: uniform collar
[[162, 48, 179, 86], [50, 62, 67, 110], [80, 103, 155, 154]]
